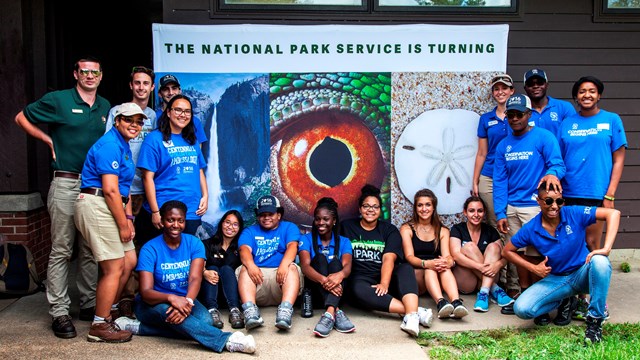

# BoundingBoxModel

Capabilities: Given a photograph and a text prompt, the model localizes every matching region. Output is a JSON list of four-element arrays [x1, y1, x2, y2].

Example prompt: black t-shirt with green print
[[340, 218, 404, 280]]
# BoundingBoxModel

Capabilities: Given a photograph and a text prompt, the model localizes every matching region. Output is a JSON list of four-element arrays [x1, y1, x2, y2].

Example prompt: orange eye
[[273, 111, 385, 223], [270, 73, 390, 224]]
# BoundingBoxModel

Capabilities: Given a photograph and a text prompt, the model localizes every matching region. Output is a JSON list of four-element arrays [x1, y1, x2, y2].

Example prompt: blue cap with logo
[[159, 74, 180, 89], [256, 195, 281, 214], [524, 68, 548, 84], [505, 94, 532, 112]]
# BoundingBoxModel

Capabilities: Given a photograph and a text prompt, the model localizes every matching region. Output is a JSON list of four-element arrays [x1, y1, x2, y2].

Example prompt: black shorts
[[563, 197, 603, 207]]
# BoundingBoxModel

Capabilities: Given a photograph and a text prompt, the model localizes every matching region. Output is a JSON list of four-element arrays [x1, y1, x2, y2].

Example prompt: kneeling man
[[502, 182, 620, 344]]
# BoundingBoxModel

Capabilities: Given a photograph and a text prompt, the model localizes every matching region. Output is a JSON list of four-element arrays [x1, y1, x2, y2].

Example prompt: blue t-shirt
[[155, 109, 208, 144], [511, 206, 596, 275], [137, 130, 207, 220], [298, 233, 353, 261], [559, 110, 628, 199], [136, 233, 206, 296], [106, 106, 157, 195], [80, 127, 135, 196], [493, 126, 566, 220], [477, 107, 511, 178], [238, 221, 300, 267], [529, 96, 576, 137]]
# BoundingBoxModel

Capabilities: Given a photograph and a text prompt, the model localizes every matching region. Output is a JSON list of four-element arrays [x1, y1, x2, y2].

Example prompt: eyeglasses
[[223, 220, 240, 229], [119, 116, 145, 127], [171, 107, 192, 116], [78, 69, 101, 77], [361, 204, 380, 211], [542, 197, 565, 206], [505, 111, 530, 119]]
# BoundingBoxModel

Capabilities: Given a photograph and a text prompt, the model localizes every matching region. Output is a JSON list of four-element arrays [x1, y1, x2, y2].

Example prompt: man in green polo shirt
[[14, 56, 110, 339]]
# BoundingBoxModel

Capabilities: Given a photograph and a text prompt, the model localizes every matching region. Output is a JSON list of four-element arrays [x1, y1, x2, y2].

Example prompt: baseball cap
[[490, 74, 513, 88], [256, 195, 281, 215], [159, 74, 180, 89], [505, 94, 532, 112], [115, 102, 148, 119], [524, 68, 548, 84]]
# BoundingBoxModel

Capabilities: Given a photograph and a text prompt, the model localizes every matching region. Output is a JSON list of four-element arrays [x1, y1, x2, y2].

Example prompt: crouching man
[[502, 182, 620, 344]]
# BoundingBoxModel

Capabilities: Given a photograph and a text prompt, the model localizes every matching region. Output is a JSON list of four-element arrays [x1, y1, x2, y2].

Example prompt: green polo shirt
[[23, 87, 110, 173]]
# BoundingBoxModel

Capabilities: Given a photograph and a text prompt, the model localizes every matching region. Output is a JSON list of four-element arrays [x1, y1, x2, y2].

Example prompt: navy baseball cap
[[159, 74, 180, 89], [505, 94, 532, 112], [256, 195, 281, 214], [524, 68, 548, 84]]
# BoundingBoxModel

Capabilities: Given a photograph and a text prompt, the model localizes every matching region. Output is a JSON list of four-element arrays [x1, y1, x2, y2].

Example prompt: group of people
[[14, 56, 624, 353], [472, 69, 625, 344], [14, 58, 254, 354]]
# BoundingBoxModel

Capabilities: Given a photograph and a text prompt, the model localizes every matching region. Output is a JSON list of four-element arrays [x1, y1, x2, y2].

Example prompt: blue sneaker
[[474, 292, 489, 312], [490, 287, 514, 307]]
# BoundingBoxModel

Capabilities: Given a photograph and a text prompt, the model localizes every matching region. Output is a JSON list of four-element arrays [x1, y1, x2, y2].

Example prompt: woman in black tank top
[[400, 189, 468, 320]]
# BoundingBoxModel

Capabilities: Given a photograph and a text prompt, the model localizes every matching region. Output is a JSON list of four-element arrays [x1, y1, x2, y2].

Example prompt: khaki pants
[[479, 175, 519, 291], [236, 265, 304, 306], [46, 177, 97, 317], [506, 205, 541, 257]]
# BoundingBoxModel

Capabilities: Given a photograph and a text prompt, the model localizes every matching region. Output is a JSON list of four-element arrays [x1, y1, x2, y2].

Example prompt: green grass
[[418, 323, 640, 360]]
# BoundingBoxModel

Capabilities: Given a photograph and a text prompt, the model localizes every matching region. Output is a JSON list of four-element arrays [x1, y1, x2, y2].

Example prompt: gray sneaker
[[334, 310, 355, 333], [242, 302, 264, 330], [313, 312, 335, 337], [275, 303, 293, 330]]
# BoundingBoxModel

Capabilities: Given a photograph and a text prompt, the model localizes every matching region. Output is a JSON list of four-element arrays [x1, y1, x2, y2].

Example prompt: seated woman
[[114, 201, 255, 354], [400, 189, 468, 320], [199, 210, 245, 329], [298, 197, 355, 338], [449, 196, 514, 312], [340, 184, 432, 338]]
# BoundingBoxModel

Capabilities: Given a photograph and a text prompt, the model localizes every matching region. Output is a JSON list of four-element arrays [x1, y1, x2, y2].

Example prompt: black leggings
[[345, 262, 418, 312], [306, 254, 344, 309]]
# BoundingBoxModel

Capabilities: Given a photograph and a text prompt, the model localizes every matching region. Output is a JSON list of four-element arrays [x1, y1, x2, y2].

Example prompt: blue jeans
[[134, 295, 231, 352], [514, 255, 611, 319], [198, 265, 240, 310]]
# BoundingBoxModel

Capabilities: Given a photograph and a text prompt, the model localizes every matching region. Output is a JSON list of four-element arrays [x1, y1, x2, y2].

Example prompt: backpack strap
[[0, 243, 9, 277]]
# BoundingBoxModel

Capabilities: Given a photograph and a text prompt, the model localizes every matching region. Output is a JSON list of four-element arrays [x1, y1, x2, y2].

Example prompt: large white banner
[[152, 23, 509, 230], [153, 24, 508, 73]]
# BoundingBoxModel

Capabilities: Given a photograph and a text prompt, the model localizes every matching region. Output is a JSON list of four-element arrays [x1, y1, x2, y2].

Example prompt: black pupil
[[309, 137, 351, 187]]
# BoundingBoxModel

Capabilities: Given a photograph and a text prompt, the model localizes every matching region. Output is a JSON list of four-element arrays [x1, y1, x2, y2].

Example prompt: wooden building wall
[[163, 0, 639, 248]]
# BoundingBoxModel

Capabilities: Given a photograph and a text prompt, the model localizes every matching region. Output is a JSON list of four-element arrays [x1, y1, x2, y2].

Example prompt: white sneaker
[[114, 317, 140, 335], [226, 331, 256, 354], [400, 313, 420, 338], [418, 307, 433, 328]]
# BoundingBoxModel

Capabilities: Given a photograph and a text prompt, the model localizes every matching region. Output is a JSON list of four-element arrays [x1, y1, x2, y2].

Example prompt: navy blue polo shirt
[[511, 205, 596, 275]]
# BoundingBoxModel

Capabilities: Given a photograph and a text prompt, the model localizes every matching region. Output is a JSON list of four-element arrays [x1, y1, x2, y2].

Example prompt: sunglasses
[[120, 116, 145, 127], [542, 197, 565, 206], [491, 76, 512, 84], [505, 111, 530, 119], [78, 68, 101, 77]]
